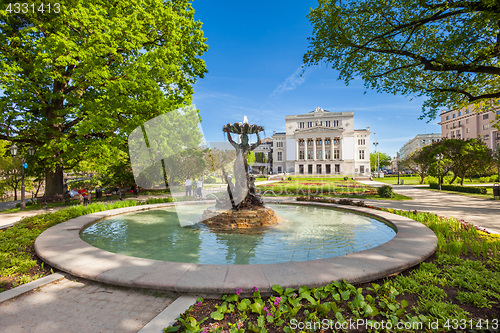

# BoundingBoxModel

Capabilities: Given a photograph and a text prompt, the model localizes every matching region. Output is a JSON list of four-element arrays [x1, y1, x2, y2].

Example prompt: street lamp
[[396, 152, 400, 185], [10, 144, 36, 210], [373, 139, 379, 177], [437, 153, 443, 191]]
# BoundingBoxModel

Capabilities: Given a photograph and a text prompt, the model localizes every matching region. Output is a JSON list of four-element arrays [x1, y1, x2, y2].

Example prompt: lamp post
[[437, 153, 443, 191], [10, 144, 36, 210], [373, 140, 379, 177], [396, 152, 400, 185]]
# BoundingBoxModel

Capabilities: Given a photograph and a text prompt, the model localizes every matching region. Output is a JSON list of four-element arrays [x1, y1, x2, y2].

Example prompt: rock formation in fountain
[[202, 119, 279, 230]]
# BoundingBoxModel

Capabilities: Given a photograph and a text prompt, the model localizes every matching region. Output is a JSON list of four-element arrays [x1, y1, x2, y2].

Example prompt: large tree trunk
[[45, 166, 64, 195]]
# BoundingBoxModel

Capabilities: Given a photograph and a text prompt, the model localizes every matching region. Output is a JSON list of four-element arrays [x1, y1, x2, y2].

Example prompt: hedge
[[429, 183, 487, 194]]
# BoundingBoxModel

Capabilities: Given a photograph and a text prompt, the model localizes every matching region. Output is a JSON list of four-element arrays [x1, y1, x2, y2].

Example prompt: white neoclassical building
[[272, 107, 371, 176]]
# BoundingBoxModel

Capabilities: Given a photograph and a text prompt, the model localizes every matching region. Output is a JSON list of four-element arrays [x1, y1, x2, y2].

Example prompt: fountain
[[34, 109, 437, 294], [200, 119, 279, 230]]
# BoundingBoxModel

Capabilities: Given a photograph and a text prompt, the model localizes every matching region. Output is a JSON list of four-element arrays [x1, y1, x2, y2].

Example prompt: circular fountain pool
[[80, 204, 396, 265]]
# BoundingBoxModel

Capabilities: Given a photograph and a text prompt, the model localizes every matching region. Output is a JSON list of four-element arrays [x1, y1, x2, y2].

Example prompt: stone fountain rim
[[34, 197, 437, 295]]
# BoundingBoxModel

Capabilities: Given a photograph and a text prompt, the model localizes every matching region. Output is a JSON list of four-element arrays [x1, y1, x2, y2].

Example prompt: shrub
[[429, 183, 487, 194], [377, 185, 394, 198], [287, 176, 292, 180], [204, 176, 218, 184], [344, 176, 349, 181]]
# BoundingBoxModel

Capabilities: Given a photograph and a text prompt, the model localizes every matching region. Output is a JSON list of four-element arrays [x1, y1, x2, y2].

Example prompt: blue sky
[[191, 0, 441, 157]]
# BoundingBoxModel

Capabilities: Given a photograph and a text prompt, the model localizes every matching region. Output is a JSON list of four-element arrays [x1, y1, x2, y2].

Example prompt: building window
[[325, 150, 331, 159], [276, 142, 283, 148], [299, 140, 304, 146], [446, 116, 449, 120], [466, 118, 469, 124], [333, 138, 340, 144], [333, 120, 340, 127], [325, 121, 331, 127], [316, 139, 322, 145], [483, 124, 490, 130], [316, 150, 322, 159], [277, 152, 282, 161], [334, 149, 340, 159], [299, 151, 304, 160], [458, 111, 461, 116], [299, 122, 304, 129], [307, 121, 313, 128], [335, 164, 340, 173], [446, 125, 448, 129], [458, 121, 461, 126], [483, 114, 489, 120], [360, 166, 365, 173], [466, 110, 470, 114], [278, 166, 282, 173], [308, 150, 313, 159], [359, 150, 365, 159], [308, 139, 313, 146], [325, 138, 331, 145], [326, 164, 331, 174], [453, 114, 456, 118], [466, 128, 470, 133], [358, 139, 365, 145]]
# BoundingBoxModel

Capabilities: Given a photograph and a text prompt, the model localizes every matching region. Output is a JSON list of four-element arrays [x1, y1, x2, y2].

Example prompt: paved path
[[0, 276, 174, 333], [359, 181, 500, 234]]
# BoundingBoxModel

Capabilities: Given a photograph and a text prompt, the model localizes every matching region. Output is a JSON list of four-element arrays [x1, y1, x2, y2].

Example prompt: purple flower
[[237, 320, 243, 329], [196, 301, 202, 307], [236, 288, 243, 295], [292, 293, 297, 299], [253, 286, 259, 292], [273, 297, 281, 306]]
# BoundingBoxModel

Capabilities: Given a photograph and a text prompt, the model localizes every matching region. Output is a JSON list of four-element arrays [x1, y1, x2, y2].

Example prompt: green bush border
[[429, 183, 487, 194]]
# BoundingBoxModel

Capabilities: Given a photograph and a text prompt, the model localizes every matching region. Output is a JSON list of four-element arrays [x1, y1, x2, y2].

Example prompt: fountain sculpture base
[[201, 206, 279, 231]]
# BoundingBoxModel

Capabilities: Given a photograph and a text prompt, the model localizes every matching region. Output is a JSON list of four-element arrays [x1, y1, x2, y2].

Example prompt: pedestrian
[[185, 178, 192, 196], [197, 178, 203, 198], [132, 184, 139, 198]]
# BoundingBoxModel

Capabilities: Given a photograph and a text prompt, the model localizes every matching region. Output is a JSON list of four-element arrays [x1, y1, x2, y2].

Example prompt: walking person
[[197, 178, 203, 198], [185, 178, 192, 196]]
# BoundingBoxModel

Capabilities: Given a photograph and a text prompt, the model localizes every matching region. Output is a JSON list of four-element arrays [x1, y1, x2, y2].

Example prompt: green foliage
[[305, 0, 500, 120], [377, 185, 394, 198], [370, 152, 392, 172], [0, 0, 208, 193], [429, 183, 487, 194]]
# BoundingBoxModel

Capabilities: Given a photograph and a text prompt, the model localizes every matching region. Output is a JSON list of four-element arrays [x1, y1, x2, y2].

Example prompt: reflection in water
[[81, 204, 396, 265]]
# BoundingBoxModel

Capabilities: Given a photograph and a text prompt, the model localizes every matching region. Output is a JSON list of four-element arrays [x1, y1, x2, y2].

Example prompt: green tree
[[370, 152, 391, 172], [401, 145, 434, 184], [440, 138, 492, 185], [0, 0, 208, 195], [247, 151, 256, 167], [305, 0, 500, 120]]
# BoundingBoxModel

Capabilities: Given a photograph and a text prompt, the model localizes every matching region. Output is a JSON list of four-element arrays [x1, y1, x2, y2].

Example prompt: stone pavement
[[359, 180, 500, 234], [0, 276, 174, 333]]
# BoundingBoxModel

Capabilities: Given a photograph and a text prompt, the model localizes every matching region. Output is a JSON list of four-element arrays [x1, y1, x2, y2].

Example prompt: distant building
[[398, 134, 442, 160], [251, 137, 272, 174], [272, 107, 371, 176], [438, 107, 500, 151]]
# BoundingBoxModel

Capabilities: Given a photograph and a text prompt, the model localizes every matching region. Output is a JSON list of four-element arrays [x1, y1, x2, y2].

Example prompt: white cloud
[[270, 66, 308, 97]]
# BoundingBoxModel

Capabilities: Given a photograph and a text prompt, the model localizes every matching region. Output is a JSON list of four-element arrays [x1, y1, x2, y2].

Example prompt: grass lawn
[[169, 204, 500, 333]]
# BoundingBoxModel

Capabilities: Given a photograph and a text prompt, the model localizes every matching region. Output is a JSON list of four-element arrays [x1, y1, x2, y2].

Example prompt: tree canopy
[[305, 0, 500, 120], [0, 0, 208, 195], [370, 152, 391, 172]]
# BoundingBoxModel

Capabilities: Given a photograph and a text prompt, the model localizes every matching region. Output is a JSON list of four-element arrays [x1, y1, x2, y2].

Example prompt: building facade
[[398, 133, 442, 160], [251, 137, 272, 174], [439, 107, 500, 151], [272, 107, 371, 176]]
